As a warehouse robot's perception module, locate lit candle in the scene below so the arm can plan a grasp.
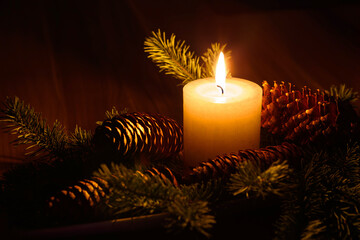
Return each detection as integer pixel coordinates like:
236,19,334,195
183,52,262,167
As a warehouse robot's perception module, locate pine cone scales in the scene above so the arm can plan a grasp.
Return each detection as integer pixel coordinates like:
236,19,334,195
94,112,183,160
145,166,179,186
47,177,109,221
47,166,179,216
186,142,303,182
48,178,108,207
262,81,339,143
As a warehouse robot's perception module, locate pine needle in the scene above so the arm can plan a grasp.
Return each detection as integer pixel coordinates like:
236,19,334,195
166,197,215,238
144,29,232,85
105,106,127,119
0,96,68,157
228,160,293,199
301,220,326,240
96,106,127,125
144,29,202,85
201,43,231,78
94,163,216,237
276,143,360,239
326,84,359,103
70,125,92,149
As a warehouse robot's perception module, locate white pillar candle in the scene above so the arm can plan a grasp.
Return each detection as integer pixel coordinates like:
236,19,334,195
183,53,262,167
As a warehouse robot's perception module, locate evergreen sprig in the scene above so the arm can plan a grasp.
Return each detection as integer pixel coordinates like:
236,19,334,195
228,160,294,199
0,96,68,157
105,106,127,119
166,197,215,237
94,163,215,237
201,43,231,78
70,125,92,149
326,84,359,103
275,143,360,240
144,29,202,85
0,96,93,158
96,106,127,125
301,219,327,240
144,29,230,85
303,149,360,239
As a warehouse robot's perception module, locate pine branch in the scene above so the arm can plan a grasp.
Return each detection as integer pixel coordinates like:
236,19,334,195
94,163,215,236
0,96,68,157
166,197,215,238
228,160,294,199
96,106,127,125
276,143,360,239
69,125,93,149
303,150,360,239
95,163,178,215
326,84,359,103
0,96,94,158
181,179,223,203
274,190,305,240
301,219,326,240
338,143,360,184
105,106,127,119
145,30,233,85
144,29,202,85
201,43,231,78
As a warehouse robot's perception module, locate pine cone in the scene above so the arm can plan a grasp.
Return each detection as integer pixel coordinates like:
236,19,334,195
48,177,108,208
262,81,339,144
145,166,179,187
46,166,179,222
185,142,303,182
93,112,183,161
47,177,109,222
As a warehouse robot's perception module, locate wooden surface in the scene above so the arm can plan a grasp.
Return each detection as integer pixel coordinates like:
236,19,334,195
0,0,360,169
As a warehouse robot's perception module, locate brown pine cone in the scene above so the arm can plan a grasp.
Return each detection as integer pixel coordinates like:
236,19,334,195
93,112,183,161
47,177,109,223
185,142,303,182
145,166,179,187
262,81,339,144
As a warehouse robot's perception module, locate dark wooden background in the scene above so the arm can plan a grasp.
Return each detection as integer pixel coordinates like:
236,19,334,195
1,0,360,171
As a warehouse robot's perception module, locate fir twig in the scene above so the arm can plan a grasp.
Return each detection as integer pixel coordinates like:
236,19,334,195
228,160,293,199
145,30,232,85
94,163,215,237
0,96,68,157
144,29,202,85
105,106,127,119
96,106,127,125
276,143,360,239
326,84,359,103
201,43,231,78
301,219,326,240
95,163,178,215
0,96,93,157
69,125,92,149
303,149,360,239
181,179,223,203
166,198,215,238
274,190,305,240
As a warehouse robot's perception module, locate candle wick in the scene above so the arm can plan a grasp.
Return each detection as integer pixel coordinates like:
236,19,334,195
217,85,224,95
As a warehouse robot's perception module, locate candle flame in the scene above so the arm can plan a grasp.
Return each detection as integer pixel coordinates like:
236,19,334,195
215,52,226,94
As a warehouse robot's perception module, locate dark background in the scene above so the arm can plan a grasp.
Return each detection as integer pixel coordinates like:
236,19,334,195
1,0,360,168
